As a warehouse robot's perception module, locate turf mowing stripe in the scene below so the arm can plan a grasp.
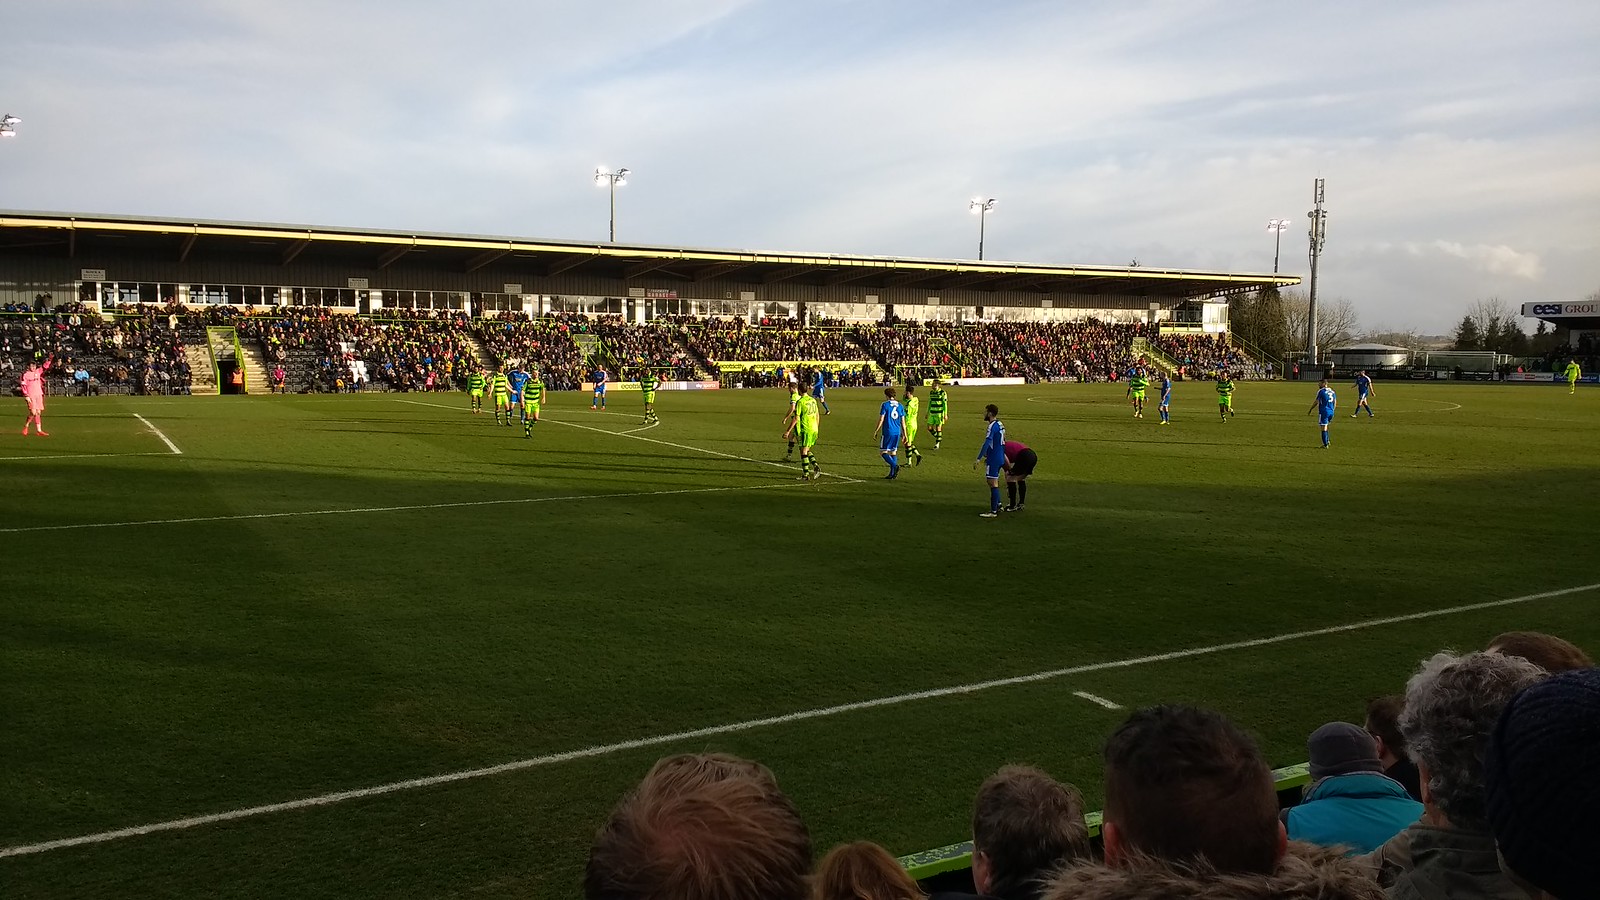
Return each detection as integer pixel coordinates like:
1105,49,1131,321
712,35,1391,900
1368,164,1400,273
132,413,183,455
4,579,1595,860
0,481,821,534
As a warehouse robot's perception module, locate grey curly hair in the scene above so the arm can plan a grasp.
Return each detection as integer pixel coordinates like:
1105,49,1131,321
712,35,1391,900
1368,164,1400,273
1399,651,1546,828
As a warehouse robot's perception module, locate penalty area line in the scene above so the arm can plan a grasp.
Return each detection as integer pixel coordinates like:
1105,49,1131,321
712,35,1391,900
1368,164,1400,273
4,579,1596,859
133,414,183,455
1072,691,1124,710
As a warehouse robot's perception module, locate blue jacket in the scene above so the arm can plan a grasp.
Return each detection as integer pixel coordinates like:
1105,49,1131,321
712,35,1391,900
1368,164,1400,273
1285,772,1422,855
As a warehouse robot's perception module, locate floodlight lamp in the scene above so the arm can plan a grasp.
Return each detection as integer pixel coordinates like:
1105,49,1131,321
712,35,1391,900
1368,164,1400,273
1267,218,1290,232
1,115,19,126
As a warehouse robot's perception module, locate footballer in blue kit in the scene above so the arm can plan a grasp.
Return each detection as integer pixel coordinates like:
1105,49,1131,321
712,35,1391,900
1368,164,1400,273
1159,374,1173,424
874,387,904,479
974,403,1006,517
1308,379,1337,448
591,368,608,410
812,371,831,415
509,367,530,406
1353,371,1375,417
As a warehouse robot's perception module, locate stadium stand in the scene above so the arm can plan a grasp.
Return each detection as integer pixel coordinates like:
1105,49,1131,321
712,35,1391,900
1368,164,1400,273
688,318,866,365
5,304,1277,394
1,302,194,396
476,313,588,391
1148,332,1265,379
589,315,705,381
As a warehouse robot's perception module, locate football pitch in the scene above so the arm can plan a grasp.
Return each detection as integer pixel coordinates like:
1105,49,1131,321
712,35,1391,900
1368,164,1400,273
3,381,1598,899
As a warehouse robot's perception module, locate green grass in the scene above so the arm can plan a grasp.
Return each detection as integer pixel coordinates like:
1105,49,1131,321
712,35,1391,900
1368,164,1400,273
2,382,1598,899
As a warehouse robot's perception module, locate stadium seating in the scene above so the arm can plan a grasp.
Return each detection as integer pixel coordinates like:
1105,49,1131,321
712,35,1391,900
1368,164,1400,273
1,304,194,395
4,306,1280,394
1148,332,1264,379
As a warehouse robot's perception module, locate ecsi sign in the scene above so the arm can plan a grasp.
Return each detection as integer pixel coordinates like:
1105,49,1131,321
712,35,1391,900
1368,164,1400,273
1529,303,1597,316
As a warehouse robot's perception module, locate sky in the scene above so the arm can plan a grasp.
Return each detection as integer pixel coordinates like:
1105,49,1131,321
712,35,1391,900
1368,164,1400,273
1,0,1596,331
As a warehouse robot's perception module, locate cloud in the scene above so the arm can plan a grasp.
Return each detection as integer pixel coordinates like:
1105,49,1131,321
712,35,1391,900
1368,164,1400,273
1422,241,1543,280
0,0,1597,331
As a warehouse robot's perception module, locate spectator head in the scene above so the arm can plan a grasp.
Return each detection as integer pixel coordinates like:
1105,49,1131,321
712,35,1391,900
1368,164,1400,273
584,752,811,900
1399,651,1546,829
1486,631,1593,673
1307,721,1384,782
1485,669,1600,899
1363,695,1408,767
968,765,1090,899
1101,705,1283,875
984,404,999,421
811,841,921,900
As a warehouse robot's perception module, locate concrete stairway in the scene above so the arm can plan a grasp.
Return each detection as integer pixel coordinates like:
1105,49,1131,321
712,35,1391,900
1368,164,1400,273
184,344,218,394
239,343,269,394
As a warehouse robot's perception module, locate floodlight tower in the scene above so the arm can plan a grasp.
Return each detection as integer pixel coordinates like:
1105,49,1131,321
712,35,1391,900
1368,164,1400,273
594,166,630,242
969,197,996,260
0,114,21,139
1305,179,1328,364
1267,218,1291,273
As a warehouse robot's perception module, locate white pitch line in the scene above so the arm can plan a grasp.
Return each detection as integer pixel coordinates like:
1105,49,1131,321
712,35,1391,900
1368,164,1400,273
396,398,863,484
133,413,183,455
0,451,174,463
0,481,813,535
4,579,1596,860
1072,691,1124,710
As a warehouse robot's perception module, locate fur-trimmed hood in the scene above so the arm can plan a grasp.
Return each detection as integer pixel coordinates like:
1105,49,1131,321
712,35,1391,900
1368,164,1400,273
1040,842,1383,900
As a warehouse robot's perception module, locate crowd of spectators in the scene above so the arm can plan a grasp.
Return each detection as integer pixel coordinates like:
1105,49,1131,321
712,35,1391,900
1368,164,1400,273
1149,332,1265,379
689,319,866,364
236,307,477,392
846,319,1148,383
995,320,1145,382
7,301,1292,395
477,313,588,390
591,315,702,381
582,629,1595,900
1,301,194,395
852,323,961,372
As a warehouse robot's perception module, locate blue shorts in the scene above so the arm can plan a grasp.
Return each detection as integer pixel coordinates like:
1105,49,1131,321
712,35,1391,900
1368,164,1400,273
880,432,902,453
1319,412,1335,426
1358,391,1369,400
985,459,1004,479
594,386,606,395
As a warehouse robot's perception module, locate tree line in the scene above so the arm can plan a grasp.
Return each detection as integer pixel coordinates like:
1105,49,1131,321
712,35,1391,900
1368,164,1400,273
1228,287,1358,362
1229,289,1582,363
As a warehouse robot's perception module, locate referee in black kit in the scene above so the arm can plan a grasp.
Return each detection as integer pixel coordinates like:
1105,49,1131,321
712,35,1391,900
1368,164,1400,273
1002,438,1036,511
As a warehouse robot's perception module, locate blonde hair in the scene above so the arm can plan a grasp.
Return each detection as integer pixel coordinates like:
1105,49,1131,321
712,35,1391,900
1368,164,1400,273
812,842,923,900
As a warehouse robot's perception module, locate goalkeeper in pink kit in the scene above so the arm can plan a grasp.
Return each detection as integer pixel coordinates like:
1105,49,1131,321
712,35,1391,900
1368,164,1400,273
21,357,50,436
